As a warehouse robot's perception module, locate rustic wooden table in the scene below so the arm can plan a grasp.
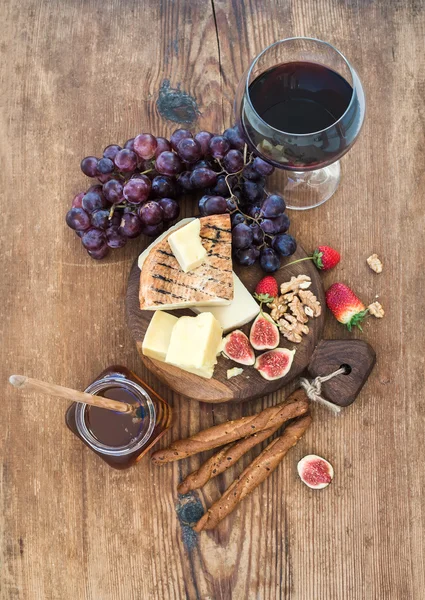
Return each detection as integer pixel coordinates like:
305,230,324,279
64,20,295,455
1,1,424,599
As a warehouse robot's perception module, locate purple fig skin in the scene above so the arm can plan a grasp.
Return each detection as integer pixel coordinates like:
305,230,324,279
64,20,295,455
222,330,255,366
254,348,295,380
249,313,280,350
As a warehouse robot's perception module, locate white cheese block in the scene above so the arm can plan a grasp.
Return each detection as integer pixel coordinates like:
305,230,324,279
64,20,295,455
138,218,193,271
165,312,223,379
142,311,178,361
192,272,260,333
167,219,207,273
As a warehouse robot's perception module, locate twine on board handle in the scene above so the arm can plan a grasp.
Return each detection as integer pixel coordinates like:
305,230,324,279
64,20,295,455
299,366,348,414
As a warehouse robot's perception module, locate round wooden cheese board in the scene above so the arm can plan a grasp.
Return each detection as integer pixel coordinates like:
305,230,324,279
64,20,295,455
126,242,326,403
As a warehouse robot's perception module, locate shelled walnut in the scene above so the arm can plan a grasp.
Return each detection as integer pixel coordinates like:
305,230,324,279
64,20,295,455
266,274,321,343
368,301,385,318
367,254,383,273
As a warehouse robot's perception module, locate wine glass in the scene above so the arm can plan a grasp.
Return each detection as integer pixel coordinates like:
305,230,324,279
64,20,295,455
235,37,365,210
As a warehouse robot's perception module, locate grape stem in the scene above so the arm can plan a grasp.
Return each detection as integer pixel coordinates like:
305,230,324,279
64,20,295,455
108,205,116,220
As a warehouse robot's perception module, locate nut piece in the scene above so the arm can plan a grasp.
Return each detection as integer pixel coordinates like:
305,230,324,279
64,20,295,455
368,301,385,318
367,254,383,273
280,275,311,295
288,296,309,324
267,297,287,321
298,290,322,318
278,313,309,343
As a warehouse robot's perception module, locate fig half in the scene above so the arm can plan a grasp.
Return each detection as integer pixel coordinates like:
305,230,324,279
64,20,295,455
254,348,295,380
222,330,255,365
297,455,334,489
249,313,280,351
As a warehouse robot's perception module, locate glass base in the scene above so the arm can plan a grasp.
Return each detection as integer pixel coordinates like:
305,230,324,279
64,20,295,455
267,161,341,210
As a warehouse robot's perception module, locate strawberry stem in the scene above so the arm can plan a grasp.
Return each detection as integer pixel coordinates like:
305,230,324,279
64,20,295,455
279,256,314,269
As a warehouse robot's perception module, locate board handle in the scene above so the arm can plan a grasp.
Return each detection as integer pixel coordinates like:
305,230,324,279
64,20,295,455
307,340,376,407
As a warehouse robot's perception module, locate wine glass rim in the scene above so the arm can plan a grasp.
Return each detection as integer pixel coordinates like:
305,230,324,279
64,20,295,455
245,36,358,137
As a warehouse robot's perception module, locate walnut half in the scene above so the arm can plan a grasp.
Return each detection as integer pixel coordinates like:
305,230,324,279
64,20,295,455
368,301,385,318
298,290,322,318
367,254,383,273
278,313,309,343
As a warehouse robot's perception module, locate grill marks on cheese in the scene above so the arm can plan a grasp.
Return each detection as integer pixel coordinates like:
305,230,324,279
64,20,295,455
139,214,233,310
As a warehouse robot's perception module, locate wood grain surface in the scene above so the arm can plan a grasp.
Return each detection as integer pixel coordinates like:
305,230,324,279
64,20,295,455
126,243,325,403
1,1,424,599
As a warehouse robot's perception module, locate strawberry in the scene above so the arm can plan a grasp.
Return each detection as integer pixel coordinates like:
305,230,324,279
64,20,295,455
312,246,340,270
254,276,278,303
326,283,369,331
281,245,340,271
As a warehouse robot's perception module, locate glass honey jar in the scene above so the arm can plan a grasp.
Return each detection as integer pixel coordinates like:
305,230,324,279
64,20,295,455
65,366,172,469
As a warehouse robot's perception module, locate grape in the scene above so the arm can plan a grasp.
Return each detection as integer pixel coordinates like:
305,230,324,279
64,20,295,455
190,167,217,189
114,149,138,172
177,138,202,164
72,192,85,208
253,156,275,177
155,137,171,157
261,194,286,218
250,223,264,245
103,179,124,204
155,151,183,176
200,196,227,216
75,230,84,238
242,164,262,181
209,135,230,159
226,197,237,212
82,228,106,250
118,212,143,238
260,247,280,272
194,131,213,155
134,133,158,159
109,209,123,227
87,184,104,194
271,233,297,257
88,244,109,260
90,209,110,230
123,175,151,204
210,175,229,197
103,145,121,161
158,198,179,221
235,246,260,266
124,138,135,150
231,212,246,227
97,173,114,184
260,214,290,235
138,201,164,226
223,125,245,151
105,226,127,249
81,156,98,177
242,180,265,203
232,223,253,249
66,208,90,231
247,204,261,219
152,175,176,198
223,149,244,173
82,191,106,213
141,222,165,237
177,171,193,192
97,157,115,174
170,129,193,151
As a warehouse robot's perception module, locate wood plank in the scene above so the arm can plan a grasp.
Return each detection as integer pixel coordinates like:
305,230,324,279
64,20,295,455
0,0,424,599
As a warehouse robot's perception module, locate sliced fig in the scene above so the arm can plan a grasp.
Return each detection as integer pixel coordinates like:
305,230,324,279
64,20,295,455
249,313,280,350
222,330,255,366
254,348,295,380
297,455,334,489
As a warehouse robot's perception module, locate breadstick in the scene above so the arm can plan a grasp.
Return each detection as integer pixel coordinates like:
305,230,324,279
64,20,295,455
193,414,312,531
178,421,283,494
151,390,308,465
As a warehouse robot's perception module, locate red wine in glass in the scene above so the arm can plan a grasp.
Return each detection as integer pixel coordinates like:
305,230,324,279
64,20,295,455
234,38,365,208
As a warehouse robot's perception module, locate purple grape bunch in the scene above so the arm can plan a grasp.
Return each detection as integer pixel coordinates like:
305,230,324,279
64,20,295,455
65,125,296,269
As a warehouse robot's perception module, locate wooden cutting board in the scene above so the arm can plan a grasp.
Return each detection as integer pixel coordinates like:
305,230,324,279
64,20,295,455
126,243,325,402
